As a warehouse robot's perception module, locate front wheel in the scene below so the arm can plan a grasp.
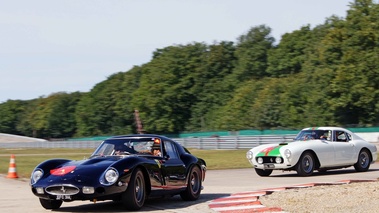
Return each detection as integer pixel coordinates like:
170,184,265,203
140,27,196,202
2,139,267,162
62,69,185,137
39,198,62,209
180,166,202,201
354,149,371,172
296,152,315,176
255,168,273,177
122,168,146,210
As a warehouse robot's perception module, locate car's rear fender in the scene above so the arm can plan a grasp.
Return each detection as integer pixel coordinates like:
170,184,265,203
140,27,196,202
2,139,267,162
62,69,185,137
181,155,206,182
197,159,207,182
359,147,374,164
184,164,203,185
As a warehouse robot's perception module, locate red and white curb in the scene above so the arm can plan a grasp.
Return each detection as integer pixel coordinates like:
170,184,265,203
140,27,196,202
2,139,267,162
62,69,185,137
208,179,377,213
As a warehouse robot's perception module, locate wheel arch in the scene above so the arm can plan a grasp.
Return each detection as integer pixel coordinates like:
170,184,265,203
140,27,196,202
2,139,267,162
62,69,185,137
186,164,202,183
359,147,373,163
300,149,321,170
134,165,151,196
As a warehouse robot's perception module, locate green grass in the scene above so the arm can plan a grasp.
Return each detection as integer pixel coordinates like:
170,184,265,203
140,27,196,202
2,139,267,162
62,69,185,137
0,148,251,179
189,149,251,169
0,148,95,179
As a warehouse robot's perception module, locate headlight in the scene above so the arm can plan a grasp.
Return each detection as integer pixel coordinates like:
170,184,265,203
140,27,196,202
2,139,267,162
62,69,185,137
275,157,282,164
284,149,291,159
31,169,43,185
246,151,253,160
257,157,263,164
103,168,119,185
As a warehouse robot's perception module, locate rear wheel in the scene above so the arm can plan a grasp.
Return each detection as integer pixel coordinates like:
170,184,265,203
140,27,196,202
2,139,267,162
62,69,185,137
296,152,315,176
39,198,62,209
255,168,273,177
354,149,371,172
180,166,202,201
122,168,146,210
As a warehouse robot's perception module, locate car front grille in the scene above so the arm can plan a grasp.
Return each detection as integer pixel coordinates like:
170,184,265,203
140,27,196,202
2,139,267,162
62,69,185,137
257,156,283,164
45,184,80,195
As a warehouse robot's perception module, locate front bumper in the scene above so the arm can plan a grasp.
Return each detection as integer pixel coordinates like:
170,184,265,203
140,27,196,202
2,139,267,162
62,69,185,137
253,163,293,170
248,156,294,170
31,183,128,201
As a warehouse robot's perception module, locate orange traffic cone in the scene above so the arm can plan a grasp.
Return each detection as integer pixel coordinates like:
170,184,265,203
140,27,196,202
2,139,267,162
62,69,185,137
6,154,19,179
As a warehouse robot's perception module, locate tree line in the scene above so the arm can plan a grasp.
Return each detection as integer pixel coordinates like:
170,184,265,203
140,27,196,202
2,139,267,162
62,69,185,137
1,0,378,139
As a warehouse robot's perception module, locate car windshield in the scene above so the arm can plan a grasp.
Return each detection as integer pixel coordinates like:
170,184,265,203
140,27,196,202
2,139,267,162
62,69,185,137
294,130,331,141
91,137,160,156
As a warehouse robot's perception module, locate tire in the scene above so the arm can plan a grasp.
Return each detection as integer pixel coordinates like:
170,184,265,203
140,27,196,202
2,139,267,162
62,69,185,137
296,152,315,176
180,166,202,201
39,198,62,209
122,168,146,210
255,168,273,177
354,149,371,172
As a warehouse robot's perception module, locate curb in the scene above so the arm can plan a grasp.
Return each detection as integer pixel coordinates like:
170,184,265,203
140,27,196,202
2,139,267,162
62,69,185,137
208,179,378,213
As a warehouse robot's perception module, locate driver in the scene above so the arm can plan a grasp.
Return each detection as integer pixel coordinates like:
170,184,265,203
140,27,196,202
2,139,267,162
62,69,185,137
114,144,126,155
151,143,162,157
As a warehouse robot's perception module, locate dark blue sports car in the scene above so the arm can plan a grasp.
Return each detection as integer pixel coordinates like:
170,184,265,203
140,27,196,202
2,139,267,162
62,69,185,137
30,134,207,210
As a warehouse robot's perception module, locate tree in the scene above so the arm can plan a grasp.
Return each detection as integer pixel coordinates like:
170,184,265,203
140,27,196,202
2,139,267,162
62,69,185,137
0,100,27,135
329,0,379,125
231,25,274,80
75,72,135,136
267,25,313,77
186,41,237,131
46,92,82,138
131,43,207,133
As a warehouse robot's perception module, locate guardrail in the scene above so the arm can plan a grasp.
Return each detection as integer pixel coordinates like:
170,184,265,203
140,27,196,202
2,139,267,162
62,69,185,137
0,140,102,149
175,135,296,149
0,135,296,150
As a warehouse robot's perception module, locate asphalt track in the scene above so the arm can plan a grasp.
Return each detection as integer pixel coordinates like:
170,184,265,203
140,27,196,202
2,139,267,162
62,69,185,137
1,163,379,213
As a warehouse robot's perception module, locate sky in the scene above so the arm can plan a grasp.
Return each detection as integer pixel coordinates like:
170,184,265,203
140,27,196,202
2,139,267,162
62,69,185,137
0,0,353,103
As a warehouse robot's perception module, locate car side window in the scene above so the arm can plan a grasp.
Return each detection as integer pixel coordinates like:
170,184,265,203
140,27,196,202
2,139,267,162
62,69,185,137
346,133,352,141
163,141,179,159
335,131,348,142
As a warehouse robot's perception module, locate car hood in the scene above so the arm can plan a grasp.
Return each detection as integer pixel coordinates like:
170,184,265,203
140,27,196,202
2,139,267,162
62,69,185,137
255,144,285,157
254,140,323,157
41,156,123,184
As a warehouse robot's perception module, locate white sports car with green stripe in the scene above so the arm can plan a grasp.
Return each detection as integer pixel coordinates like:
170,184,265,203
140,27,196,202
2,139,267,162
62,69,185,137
246,127,377,176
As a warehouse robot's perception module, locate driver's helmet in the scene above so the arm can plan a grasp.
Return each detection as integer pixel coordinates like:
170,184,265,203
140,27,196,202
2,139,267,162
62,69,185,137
151,142,160,151
114,144,125,152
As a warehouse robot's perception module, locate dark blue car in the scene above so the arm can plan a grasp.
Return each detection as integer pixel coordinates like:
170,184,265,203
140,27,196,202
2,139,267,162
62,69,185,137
30,134,206,210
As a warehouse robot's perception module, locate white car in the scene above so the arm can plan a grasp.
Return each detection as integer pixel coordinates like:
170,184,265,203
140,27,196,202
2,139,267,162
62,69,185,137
246,127,377,176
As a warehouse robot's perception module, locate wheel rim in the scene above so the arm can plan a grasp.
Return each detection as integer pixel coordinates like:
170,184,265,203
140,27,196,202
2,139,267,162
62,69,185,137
135,175,144,202
359,151,369,168
302,155,313,173
190,171,200,193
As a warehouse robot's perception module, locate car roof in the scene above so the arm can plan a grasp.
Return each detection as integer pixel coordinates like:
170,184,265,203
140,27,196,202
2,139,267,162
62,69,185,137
107,134,172,141
302,127,350,132
301,127,365,140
